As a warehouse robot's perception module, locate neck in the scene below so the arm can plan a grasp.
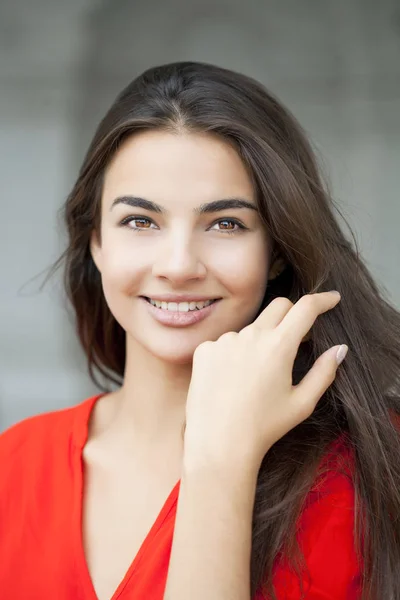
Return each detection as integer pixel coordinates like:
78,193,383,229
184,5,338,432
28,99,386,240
91,337,191,458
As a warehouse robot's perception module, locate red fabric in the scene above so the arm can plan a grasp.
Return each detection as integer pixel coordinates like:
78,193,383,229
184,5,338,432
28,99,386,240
0,394,362,599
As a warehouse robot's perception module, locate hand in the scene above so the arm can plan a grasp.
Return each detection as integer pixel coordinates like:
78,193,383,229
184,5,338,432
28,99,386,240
183,291,347,470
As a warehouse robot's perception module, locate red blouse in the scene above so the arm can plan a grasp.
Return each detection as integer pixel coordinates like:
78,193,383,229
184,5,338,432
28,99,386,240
0,394,362,599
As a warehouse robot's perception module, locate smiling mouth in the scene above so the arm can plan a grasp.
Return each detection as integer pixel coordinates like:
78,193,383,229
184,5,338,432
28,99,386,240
142,297,220,312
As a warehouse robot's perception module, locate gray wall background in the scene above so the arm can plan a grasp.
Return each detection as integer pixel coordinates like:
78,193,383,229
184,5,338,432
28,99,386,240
1,0,399,430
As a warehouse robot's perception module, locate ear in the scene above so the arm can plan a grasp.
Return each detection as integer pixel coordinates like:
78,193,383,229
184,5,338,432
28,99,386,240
90,230,102,273
268,254,286,281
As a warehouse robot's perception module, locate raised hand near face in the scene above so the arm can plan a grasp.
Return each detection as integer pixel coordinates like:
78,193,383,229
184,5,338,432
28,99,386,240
183,291,347,470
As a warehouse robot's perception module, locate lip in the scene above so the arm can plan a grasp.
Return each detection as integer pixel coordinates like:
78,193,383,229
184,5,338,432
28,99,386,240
140,296,221,327
141,294,221,303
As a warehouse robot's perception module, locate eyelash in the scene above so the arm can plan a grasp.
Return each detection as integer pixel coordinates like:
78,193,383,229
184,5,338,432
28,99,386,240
119,216,248,235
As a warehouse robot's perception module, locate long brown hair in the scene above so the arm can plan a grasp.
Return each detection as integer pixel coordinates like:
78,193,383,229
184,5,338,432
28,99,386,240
52,62,400,599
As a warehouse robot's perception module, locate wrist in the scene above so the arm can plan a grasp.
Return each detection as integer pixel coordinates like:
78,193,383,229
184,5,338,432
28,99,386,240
182,440,263,484
181,457,260,511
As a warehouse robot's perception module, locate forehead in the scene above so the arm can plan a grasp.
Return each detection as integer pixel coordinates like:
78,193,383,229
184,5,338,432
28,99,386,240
102,130,255,206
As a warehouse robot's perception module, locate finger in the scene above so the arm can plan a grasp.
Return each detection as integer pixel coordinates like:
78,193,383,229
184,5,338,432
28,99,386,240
278,292,341,350
291,344,348,413
251,297,294,330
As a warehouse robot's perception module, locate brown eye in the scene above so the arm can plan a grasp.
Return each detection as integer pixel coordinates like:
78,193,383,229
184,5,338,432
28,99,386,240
210,219,247,234
120,216,155,230
220,220,236,231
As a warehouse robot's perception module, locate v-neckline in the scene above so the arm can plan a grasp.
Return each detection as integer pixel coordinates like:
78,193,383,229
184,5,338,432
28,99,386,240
71,394,181,600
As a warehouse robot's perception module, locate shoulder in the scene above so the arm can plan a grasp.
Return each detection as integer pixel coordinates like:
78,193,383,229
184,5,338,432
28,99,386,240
298,434,359,544
0,394,100,462
296,434,358,548
262,436,362,599
0,407,72,453
308,433,356,500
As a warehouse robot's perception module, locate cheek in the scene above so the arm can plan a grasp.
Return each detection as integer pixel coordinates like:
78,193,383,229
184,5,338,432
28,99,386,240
99,238,145,296
210,239,269,298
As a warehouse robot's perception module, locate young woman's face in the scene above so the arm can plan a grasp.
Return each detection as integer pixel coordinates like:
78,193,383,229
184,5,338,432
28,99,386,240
91,130,272,364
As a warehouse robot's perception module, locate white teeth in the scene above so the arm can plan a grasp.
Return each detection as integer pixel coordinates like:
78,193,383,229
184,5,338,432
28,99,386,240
148,299,215,312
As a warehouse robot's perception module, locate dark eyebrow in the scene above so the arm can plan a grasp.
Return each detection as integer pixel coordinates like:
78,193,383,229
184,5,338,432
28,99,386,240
110,195,258,215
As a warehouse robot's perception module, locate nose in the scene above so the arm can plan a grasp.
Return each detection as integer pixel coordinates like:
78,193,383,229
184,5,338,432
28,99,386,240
151,232,207,285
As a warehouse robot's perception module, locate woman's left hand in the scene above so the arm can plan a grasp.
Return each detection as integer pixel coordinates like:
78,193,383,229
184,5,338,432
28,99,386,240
182,292,346,472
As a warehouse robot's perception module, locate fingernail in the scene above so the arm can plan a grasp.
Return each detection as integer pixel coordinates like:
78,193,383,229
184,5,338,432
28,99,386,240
329,290,341,298
336,344,348,365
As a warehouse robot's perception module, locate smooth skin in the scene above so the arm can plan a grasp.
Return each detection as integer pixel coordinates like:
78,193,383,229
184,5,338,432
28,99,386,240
164,291,346,600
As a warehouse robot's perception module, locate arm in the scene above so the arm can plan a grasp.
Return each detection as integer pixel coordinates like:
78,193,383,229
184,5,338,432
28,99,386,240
164,292,347,599
163,457,260,600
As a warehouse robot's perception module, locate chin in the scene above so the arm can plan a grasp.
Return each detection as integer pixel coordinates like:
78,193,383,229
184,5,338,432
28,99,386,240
124,308,251,365
145,341,199,365
131,326,223,365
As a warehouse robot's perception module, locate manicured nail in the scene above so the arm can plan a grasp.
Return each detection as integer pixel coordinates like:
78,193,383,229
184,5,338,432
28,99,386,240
336,344,348,365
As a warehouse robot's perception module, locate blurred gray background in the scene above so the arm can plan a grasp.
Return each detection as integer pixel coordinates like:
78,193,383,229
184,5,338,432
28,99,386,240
1,0,399,430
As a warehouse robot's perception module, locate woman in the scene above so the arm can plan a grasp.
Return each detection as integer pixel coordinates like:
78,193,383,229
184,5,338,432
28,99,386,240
0,61,399,600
